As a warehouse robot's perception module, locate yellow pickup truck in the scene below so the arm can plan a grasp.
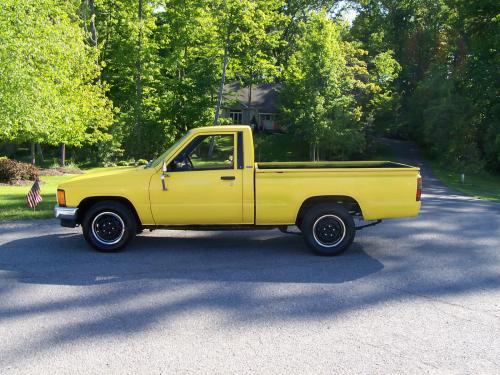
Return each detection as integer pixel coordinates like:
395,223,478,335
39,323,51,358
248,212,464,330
55,125,422,255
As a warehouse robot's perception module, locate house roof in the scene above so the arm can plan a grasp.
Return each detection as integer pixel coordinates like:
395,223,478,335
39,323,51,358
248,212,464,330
223,82,279,113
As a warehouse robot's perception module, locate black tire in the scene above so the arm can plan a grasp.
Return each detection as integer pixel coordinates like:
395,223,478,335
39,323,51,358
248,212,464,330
82,201,137,252
301,203,355,256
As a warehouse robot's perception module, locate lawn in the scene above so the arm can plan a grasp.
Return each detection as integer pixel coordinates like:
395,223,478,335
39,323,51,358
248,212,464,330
0,175,76,221
0,167,122,222
428,161,500,202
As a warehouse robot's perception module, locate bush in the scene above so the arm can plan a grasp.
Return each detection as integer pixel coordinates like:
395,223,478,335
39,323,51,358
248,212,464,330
136,159,148,166
116,160,129,167
0,158,39,183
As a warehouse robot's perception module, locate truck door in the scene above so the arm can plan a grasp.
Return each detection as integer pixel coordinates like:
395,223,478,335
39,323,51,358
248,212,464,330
149,132,244,225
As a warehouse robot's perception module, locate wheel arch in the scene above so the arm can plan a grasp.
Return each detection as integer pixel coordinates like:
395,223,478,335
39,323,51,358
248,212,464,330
296,195,362,228
77,196,142,227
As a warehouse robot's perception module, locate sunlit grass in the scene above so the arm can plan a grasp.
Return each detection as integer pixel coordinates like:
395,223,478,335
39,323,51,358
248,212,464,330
428,161,500,202
0,175,74,221
0,166,135,221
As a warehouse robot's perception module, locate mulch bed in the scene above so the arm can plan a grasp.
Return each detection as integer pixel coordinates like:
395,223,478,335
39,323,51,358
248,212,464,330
0,167,83,185
0,180,36,186
38,166,83,176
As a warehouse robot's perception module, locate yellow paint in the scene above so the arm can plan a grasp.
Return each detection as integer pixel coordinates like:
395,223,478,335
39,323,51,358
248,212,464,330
255,167,421,224
58,125,421,226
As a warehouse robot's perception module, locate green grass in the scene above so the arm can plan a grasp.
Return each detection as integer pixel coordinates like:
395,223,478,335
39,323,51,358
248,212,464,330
0,166,133,221
0,175,76,221
428,161,500,202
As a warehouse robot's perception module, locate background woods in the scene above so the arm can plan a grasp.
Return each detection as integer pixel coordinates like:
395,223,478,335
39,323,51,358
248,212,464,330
0,0,498,172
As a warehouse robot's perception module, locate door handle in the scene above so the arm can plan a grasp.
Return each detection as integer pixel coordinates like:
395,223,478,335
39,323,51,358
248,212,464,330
220,176,235,180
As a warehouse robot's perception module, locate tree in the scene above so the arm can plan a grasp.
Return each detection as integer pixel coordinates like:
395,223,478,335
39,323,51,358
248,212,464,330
279,11,396,160
209,0,285,125
349,0,499,171
0,0,114,157
92,0,161,159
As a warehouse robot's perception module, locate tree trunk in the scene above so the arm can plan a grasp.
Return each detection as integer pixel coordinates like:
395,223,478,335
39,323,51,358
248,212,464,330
88,0,97,48
309,142,320,161
248,81,252,107
135,0,143,149
213,37,230,126
59,143,66,167
209,36,230,156
30,142,36,165
36,143,44,163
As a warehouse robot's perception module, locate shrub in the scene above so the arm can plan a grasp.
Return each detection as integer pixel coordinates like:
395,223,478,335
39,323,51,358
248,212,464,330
136,159,148,166
116,160,129,167
0,159,39,183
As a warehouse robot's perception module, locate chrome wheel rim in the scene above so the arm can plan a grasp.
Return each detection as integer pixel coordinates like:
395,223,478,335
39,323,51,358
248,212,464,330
312,214,346,247
91,212,125,245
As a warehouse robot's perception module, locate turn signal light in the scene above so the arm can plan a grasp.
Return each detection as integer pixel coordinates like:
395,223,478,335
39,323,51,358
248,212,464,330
416,177,422,201
57,189,66,206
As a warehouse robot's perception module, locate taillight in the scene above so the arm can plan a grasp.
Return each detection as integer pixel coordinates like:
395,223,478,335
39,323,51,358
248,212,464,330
416,177,422,201
57,189,66,206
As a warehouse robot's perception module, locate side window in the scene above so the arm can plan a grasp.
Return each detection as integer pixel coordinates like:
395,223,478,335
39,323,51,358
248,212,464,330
170,134,235,171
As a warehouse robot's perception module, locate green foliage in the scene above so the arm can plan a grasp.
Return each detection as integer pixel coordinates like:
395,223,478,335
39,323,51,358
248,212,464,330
0,159,39,183
279,11,397,160
409,67,483,170
372,51,401,86
351,0,500,171
0,0,114,146
91,0,286,159
93,0,165,158
0,0,497,174
254,133,309,162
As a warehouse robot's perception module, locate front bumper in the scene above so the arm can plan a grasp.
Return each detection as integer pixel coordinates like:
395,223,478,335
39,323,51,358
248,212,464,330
54,205,79,227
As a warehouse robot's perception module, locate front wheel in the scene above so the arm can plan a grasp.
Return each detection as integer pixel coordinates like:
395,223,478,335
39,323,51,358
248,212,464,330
302,204,355,256
82,201,137,252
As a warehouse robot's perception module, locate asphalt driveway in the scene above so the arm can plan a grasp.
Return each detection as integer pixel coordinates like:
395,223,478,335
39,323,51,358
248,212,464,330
0,140,499,374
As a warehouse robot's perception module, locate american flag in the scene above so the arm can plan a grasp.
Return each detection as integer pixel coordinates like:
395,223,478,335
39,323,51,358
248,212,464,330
26,179,43,210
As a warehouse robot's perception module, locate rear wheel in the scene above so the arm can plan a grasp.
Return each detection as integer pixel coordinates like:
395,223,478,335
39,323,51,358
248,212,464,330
302,204,355,256
82,201,137,252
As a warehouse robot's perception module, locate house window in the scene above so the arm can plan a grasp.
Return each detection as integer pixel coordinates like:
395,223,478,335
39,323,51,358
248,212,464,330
260,113,275,121
229,110,242,124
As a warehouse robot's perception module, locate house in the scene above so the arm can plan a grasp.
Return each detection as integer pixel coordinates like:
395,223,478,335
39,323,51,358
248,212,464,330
222,82,281,131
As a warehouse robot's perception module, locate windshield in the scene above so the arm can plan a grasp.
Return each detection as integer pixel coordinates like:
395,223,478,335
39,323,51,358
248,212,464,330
146,131,191,168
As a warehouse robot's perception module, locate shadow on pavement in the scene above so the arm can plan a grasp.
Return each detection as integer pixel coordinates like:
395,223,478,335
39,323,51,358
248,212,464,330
0,231,383,286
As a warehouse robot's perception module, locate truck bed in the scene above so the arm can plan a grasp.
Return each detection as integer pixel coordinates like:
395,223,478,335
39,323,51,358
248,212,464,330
254,161,421,224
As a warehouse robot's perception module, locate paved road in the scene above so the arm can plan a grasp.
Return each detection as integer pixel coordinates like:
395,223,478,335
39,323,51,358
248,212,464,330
1,141,499,374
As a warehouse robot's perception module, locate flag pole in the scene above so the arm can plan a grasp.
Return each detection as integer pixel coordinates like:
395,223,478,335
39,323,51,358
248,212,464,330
33,178,37,212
